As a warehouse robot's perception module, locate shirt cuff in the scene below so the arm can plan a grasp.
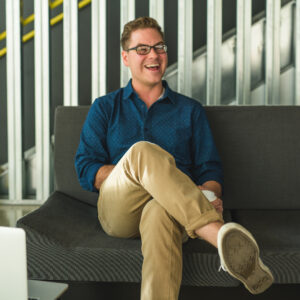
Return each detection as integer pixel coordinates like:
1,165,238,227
196,174,224,191
85,163,103,192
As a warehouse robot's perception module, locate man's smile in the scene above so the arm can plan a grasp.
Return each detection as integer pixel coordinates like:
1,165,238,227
144,63,160,71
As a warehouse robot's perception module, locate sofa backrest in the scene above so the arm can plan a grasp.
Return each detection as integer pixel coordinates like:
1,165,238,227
54,105,300,209
54,106,98,206
205,106,300,209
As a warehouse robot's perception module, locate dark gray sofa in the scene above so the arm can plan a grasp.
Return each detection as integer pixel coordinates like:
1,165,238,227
17,106,300,297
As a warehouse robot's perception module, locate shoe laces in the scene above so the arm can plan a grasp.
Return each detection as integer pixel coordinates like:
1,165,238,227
218,263,227,272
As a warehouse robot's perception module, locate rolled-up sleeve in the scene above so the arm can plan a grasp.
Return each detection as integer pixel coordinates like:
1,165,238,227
75,98,110,192
191,107,224,189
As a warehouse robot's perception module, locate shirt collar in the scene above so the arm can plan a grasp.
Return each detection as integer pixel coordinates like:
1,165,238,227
123,79,135,99
122,79,176,104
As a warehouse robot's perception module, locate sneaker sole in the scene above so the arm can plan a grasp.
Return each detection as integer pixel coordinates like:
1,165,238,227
218,223,274,294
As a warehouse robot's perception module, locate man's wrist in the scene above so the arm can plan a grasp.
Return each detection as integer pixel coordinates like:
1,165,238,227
94,165,115,190
201,181,222,198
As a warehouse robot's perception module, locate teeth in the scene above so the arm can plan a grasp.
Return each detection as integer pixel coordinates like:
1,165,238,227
146,64,159,68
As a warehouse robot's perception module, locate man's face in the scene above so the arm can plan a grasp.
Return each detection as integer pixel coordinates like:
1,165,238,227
122,28,168,88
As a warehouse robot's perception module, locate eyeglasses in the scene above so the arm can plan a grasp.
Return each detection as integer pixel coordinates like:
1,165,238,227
126,44,168,55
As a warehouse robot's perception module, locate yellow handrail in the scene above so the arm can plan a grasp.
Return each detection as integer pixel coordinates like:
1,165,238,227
0,31,6,41
50,13,64,27
22,30,35,43
49,0,64,10
22,14,35,26
0,0,91,58
78,0,91,9
0,48,6,57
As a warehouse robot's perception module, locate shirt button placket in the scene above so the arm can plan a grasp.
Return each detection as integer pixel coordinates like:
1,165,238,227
144,105,148,140
144,112,149,141
144,122,148,140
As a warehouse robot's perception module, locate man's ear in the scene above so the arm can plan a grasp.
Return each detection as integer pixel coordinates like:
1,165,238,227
121,50,129,67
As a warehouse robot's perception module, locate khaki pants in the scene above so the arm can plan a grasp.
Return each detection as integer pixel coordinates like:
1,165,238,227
98,141,223,300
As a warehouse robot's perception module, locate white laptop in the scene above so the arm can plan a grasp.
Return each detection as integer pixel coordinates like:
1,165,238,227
0,226,68,300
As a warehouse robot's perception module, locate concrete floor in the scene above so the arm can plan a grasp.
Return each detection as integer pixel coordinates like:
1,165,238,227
0,205,39,227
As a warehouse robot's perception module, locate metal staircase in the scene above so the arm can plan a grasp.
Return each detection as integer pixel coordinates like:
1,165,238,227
165,1,296,105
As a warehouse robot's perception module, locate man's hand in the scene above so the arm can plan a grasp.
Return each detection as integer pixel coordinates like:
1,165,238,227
198,185,223,214
94,165,115,190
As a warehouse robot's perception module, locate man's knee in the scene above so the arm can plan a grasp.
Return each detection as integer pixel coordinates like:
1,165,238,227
129,141,173,162
130,141,157,153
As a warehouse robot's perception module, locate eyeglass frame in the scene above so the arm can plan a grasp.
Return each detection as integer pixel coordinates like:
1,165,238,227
126,43,168,55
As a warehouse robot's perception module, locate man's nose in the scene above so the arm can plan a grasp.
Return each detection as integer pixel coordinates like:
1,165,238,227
148,47,159,57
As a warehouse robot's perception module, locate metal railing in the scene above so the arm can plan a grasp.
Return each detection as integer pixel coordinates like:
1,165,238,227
5,1,23,204
165,0,298,106
0,0,299,205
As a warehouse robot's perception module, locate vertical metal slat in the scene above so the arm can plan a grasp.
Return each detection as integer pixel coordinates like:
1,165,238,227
92,0,107,101
6,0,23,203
265,0,281,105
206,0,222,105
236,0,252,105
178,0,193,97
63,0,78,106
149,0,164,31
34,0,50,202
296,0,300,105
120,0,135,87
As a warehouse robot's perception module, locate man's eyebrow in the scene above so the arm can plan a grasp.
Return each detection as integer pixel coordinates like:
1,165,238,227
134,43,148,47
135,41,164,47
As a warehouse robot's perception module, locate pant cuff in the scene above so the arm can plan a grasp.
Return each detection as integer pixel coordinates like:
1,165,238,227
185,209,224,239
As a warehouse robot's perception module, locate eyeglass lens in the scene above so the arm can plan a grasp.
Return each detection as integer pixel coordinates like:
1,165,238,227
136,45,167,55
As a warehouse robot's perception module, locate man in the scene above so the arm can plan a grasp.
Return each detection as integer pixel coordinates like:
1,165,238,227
75,17,273,300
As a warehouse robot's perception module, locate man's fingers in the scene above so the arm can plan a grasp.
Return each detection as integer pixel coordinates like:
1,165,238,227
212,198,222,206
200,189,223,213
211,198,223,212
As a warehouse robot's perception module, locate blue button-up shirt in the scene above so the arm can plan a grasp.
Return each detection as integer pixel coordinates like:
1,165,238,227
75,80,223,192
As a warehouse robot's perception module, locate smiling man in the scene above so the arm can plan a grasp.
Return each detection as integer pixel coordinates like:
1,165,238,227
75,17,273,300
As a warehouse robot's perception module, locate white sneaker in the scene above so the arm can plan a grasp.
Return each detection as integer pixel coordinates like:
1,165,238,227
217,223,274,294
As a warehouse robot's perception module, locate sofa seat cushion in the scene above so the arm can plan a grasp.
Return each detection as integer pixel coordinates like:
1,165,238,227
232,210,300,284
17,191,237,286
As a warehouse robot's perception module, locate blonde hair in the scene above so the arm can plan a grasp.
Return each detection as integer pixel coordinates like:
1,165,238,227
121,16,164,50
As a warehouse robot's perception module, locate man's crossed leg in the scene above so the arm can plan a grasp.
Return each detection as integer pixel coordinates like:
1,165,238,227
97,141,273,299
